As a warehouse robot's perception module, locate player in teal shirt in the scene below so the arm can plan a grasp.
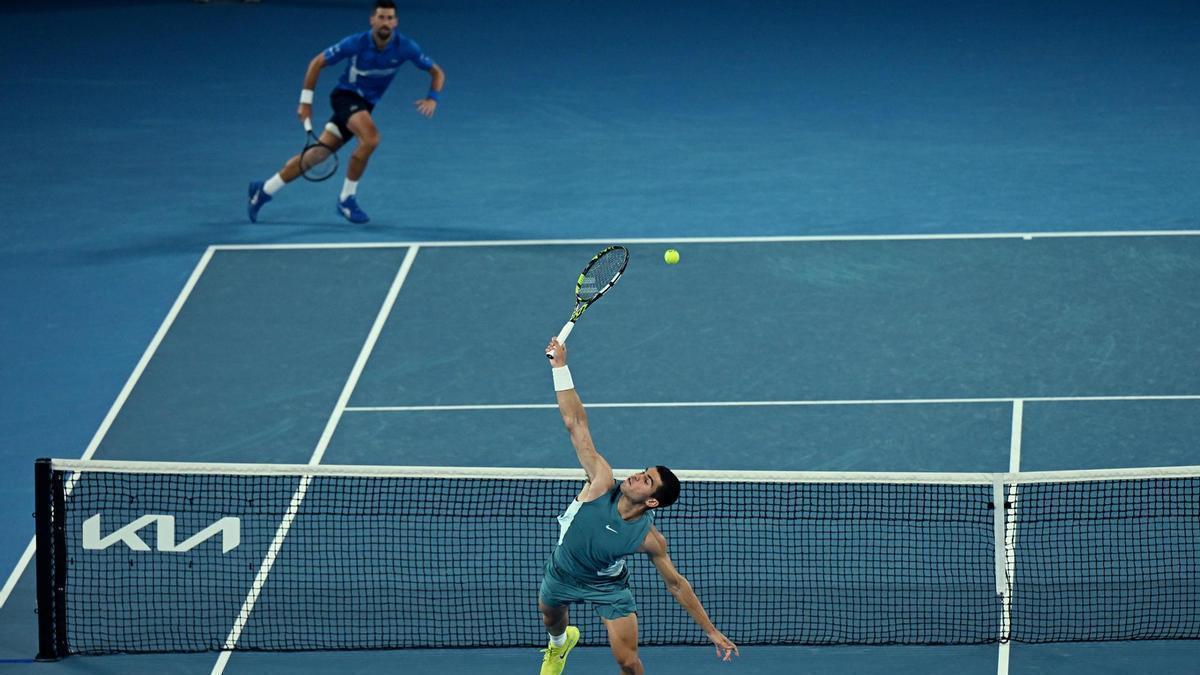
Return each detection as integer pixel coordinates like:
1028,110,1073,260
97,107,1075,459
247,0,444,224
539,337,739,675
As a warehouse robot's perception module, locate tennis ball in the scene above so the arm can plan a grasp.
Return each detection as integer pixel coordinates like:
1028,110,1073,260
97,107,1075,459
664,249,680,265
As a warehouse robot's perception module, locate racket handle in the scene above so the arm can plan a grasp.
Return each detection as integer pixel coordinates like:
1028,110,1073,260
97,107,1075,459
546,321,574,359
303,117,313,133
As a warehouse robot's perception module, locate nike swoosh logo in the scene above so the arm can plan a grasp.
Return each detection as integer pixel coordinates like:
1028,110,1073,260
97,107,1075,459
605,525,617,533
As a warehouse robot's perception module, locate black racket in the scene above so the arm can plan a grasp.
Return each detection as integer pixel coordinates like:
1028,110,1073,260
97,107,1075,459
299,117,338,182
546,245,629,359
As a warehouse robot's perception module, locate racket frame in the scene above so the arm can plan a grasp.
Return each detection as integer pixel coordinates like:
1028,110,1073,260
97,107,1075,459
299,117,339,182
548,245,629,358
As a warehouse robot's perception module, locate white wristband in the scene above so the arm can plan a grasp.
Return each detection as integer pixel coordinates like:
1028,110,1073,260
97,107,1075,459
299,89,314,105
552,366,574,392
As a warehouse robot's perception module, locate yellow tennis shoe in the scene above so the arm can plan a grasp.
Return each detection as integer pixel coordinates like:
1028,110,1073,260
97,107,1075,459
539,625,580,675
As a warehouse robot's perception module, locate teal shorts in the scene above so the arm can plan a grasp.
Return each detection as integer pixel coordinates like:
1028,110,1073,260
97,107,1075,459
538,561,638,620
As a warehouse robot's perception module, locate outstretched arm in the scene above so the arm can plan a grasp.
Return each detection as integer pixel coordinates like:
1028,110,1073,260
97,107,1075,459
641,527,739,661
296,53,327,123
546,338,613,501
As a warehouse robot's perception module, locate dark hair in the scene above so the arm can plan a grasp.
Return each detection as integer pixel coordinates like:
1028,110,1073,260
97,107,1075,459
652,465,681,508
374,0,396,10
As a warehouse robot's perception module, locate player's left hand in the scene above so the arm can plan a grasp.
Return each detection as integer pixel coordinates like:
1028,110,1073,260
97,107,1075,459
415,98,438,117
707,630,739,662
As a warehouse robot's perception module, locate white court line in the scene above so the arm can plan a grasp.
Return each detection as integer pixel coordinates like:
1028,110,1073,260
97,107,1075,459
1008,400,1024,474
209,229,1200,251
0,540,36,615
997,400,1024,675
211,245,420,675
0,248,218,612
344,393,1200,413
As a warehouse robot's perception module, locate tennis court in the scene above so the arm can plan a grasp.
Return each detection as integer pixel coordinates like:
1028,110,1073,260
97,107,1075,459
2,0,1199,673
5,235,1200,674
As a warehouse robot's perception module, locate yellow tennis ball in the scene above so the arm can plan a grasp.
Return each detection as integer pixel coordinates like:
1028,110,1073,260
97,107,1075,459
664,249,680,265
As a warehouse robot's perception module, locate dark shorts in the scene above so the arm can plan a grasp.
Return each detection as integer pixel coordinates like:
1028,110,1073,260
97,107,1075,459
327,89,375,141
538,560,638,621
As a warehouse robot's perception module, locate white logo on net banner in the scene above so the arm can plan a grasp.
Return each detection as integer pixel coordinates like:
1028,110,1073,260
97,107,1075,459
82,514,241,553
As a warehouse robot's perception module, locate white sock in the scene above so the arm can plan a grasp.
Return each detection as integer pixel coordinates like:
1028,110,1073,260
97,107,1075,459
263,173,285,196
340,179,358,202
548,631,566,647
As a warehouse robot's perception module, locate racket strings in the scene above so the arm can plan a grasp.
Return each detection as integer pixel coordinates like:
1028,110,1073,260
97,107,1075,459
300,143,337,180
578,249,628,301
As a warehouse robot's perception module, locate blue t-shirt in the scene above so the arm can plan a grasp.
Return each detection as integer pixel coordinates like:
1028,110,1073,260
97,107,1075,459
322,30,434,105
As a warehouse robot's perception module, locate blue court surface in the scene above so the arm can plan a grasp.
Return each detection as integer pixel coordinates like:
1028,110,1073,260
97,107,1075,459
2,1,1199,674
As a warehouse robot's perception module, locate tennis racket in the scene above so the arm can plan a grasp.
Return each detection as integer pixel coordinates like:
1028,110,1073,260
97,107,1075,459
299,117,338,182
546,245,629,359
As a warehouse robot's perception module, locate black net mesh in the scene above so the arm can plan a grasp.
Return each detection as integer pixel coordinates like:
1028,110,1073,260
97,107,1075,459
38,464,1200,655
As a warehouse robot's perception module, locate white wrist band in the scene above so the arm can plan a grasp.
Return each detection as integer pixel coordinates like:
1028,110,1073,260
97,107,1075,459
300,89,314,105
552,366,574,392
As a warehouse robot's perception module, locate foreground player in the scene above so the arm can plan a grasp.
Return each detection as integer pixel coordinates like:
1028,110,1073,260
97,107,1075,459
247,0,444,224
539,337,738,674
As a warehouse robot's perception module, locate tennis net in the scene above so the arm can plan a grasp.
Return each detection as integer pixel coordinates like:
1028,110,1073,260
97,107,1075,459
33,459,1200,658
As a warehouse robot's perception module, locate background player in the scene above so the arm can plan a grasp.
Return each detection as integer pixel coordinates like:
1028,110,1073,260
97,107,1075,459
247,0,444,224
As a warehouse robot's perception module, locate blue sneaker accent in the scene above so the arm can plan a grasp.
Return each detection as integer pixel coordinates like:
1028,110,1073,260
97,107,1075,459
247,181,272,223
336,196,370,224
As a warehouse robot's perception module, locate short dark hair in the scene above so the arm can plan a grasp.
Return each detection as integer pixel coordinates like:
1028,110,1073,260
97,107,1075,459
652,465,681,508
374,0,396,10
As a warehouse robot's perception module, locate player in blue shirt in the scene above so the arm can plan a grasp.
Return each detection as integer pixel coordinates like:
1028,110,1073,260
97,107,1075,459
540,337,738,675
247,0,444,224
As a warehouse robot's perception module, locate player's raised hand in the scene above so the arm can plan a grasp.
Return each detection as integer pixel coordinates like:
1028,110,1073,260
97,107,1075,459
546,338,568,367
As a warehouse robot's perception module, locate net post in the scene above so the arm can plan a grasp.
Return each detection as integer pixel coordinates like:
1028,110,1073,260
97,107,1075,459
34,458,68,661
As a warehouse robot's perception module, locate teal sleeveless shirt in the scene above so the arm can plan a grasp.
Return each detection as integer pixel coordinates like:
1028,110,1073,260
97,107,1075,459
551,481,655,583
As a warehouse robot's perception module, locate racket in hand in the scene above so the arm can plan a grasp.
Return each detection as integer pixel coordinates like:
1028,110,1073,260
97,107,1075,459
299,117,338,182
546,245,629,359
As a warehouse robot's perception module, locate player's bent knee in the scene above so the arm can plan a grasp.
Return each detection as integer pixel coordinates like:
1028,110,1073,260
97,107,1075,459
613,651,641,673
538,600,567,626
611,645,639,666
